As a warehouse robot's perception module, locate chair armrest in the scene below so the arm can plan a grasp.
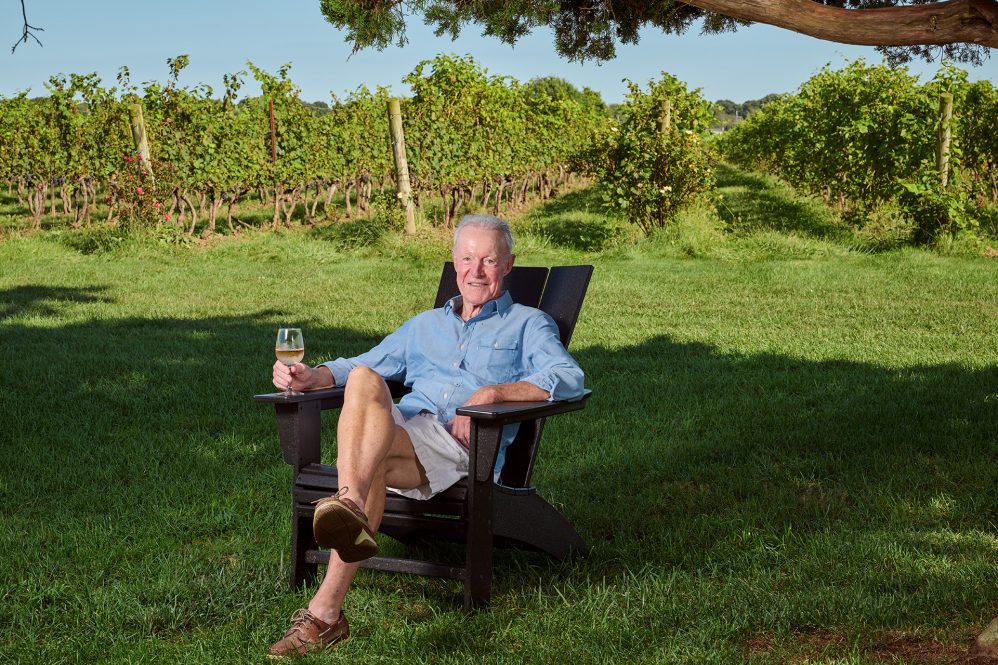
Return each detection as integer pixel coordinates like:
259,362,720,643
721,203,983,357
455,389,591,425
254,386,346,411
254,380,410,411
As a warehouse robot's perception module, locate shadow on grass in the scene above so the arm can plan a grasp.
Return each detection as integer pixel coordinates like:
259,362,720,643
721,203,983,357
1,288,995,623
0,289,385,521
0,284,113,320
715,163,849,241
560,338,997,548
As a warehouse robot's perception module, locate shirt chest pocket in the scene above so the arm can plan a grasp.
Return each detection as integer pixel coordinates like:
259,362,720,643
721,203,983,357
467,335,520,383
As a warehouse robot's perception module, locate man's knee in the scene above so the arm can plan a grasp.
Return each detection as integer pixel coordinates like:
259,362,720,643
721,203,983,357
344,366,391,405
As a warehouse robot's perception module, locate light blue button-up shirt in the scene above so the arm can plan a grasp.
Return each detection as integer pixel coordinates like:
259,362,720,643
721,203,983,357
321,290,585,477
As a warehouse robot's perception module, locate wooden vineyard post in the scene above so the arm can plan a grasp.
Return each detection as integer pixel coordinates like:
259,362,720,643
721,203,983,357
269,98,278,164
937,92,953,188
387,97,417,235
128,103,153,177
658,99,672,134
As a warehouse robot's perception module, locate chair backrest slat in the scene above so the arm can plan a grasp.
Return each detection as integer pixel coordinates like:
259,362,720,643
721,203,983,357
433,263,459,309
537,265,594,348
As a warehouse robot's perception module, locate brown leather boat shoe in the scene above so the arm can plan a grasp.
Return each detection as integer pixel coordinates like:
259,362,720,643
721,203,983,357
267,609,349,658
312,488,379,563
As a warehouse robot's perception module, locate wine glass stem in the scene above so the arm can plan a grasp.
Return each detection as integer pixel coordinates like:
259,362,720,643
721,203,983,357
284,361,296,396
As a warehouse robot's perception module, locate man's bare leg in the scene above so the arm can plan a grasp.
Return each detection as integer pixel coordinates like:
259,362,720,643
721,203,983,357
305,366,427,624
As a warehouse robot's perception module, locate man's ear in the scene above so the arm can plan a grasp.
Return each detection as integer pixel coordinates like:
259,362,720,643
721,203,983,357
503,254,515,277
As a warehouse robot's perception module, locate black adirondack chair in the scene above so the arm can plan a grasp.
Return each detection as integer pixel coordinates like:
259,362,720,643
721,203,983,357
255,263,593,609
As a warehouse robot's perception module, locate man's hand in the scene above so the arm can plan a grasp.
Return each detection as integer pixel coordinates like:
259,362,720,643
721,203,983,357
448,385,504,448
448,381,552,446
272,362,333,392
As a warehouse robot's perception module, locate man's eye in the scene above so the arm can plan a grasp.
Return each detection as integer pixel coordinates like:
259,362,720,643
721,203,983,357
484,258,496,266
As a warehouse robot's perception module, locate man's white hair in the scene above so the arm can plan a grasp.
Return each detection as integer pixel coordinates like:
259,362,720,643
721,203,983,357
453,214,514,257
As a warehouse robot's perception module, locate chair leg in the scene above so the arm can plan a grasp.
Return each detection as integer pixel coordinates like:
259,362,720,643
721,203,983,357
463,477,495,610
464,527,493,610
290,505,318,589
463,420,505,610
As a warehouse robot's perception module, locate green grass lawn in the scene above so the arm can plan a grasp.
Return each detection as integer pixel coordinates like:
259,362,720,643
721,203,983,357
1,168,996,664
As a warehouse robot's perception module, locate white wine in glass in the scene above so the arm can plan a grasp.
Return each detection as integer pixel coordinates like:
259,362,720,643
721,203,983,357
275,328,304,396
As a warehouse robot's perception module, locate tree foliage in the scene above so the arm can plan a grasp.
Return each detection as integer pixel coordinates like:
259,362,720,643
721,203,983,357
318,0,996,65
0,54,611,234
524,76,608,115
581,73,718,234
718,60,998,238
401,55,610,227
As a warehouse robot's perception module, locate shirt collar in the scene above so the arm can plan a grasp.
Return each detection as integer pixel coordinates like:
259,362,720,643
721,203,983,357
444,290,513,320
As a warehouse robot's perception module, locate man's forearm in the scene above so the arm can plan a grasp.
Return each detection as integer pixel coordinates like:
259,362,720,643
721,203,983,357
305,365,335,390
492,381,550,403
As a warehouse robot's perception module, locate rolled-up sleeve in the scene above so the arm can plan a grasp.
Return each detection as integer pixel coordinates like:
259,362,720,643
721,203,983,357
520,313,585,401
321,320,410,387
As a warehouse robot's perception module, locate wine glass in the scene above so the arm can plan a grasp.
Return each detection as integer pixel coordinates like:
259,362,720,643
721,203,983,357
275,328,304,397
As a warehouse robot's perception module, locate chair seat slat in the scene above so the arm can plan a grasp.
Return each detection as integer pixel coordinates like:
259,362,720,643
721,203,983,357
304,550,466,581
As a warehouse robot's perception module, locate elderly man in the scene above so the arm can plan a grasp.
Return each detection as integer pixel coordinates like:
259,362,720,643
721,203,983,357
267,214,584,657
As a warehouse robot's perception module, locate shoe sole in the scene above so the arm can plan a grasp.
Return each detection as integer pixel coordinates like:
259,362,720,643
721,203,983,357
266,634,349,659
312,500,379,563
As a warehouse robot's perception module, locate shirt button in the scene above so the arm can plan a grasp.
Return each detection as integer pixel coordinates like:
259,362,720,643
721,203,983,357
443,392,448,398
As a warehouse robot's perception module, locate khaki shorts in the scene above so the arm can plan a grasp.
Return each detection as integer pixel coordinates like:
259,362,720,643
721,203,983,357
387,405,469,500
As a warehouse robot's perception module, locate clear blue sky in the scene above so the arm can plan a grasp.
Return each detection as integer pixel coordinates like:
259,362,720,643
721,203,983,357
3,0,996,104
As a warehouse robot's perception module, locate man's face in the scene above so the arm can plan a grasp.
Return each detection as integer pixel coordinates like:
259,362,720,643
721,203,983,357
452,226,514,311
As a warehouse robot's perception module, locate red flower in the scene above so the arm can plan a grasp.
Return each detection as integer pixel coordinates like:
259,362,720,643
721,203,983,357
164,213,170,221
136,187,143,195
105,195,112,202
153,201,160,209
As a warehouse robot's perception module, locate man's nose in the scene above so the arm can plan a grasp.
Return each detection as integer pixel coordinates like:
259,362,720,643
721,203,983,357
471,260,485,276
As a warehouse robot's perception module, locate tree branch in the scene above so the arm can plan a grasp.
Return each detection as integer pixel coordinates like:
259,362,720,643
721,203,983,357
682,0,998,49
12,0,44,54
